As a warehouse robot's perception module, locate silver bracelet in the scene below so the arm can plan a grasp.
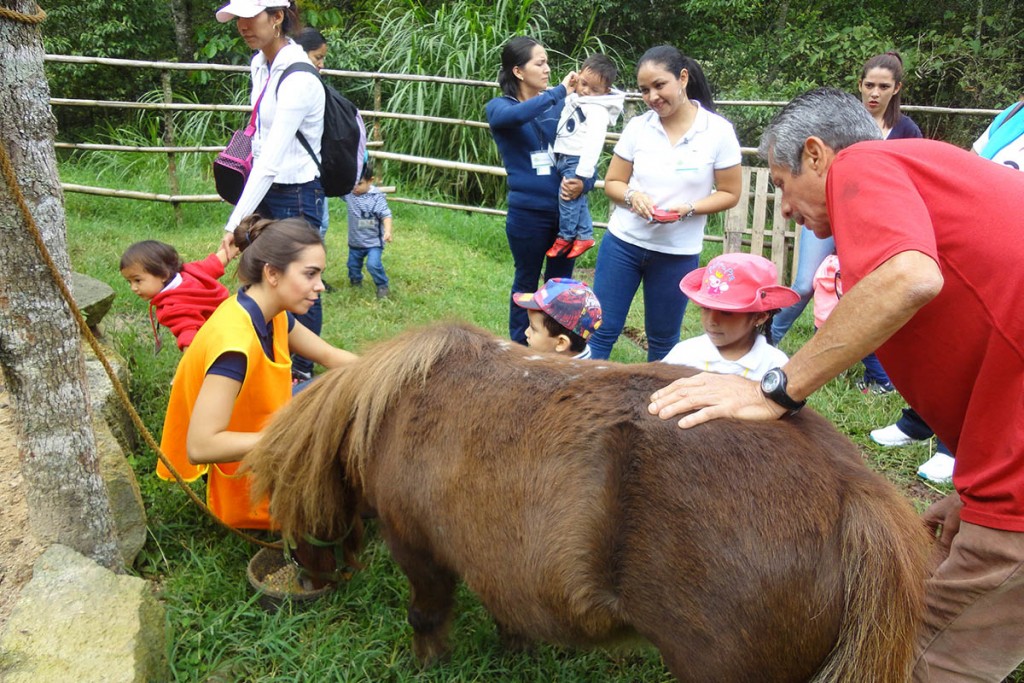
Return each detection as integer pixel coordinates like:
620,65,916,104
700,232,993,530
624,189,636,209
683,202,696,219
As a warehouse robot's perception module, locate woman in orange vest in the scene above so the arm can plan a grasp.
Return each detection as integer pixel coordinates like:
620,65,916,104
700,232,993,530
158,214,357,529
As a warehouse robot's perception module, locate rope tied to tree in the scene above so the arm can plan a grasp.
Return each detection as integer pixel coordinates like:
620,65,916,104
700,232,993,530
0,138,282,552
0,3,46,24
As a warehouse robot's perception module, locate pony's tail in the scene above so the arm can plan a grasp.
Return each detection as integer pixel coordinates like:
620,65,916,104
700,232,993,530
814,473,930,682
245,368,360,544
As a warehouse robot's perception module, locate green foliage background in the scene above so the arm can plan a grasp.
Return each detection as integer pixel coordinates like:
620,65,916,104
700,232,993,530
42,0,1023,171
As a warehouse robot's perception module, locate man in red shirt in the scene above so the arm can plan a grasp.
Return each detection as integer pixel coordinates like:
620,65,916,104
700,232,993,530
648,87,1024,681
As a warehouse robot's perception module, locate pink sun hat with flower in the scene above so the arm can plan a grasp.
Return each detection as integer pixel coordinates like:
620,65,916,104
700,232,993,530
680,253,799,313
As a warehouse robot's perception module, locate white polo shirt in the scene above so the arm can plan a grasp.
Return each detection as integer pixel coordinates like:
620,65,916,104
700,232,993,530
607,103,741,255
662,333,788,381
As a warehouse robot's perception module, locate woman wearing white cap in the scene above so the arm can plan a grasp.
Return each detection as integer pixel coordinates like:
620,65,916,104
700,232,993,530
215,0,327,382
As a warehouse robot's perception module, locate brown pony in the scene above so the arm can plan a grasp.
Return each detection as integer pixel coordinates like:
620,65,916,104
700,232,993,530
246,322,930,682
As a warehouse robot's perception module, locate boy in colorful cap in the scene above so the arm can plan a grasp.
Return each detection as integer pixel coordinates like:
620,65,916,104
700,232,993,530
663,253,798,380
513,278,602,359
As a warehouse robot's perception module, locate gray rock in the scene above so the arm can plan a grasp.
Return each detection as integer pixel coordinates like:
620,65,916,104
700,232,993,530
0,545,168,683
70,272,116,331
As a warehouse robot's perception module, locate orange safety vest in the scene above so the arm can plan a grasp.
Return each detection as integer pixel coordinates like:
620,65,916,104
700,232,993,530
157,295,291,529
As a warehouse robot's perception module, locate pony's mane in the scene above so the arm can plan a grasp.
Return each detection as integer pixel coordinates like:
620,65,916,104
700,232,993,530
339,321,498,477
247,322,500,539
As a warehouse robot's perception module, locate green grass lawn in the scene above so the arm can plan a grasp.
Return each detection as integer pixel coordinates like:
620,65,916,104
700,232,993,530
62,163,967,681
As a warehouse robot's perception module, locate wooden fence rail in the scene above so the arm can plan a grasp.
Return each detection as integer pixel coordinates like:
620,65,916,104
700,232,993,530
44,54,1001,276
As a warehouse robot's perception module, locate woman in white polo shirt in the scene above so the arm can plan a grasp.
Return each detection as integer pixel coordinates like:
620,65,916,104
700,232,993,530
593,45,741,361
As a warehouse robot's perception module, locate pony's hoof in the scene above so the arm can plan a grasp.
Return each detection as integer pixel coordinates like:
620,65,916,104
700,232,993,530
412,636,450,667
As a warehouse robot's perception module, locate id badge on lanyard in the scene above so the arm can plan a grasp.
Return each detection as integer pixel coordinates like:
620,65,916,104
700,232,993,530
531,149,554,176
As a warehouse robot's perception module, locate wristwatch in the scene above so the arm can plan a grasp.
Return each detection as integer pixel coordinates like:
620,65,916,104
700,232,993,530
760,368,806,415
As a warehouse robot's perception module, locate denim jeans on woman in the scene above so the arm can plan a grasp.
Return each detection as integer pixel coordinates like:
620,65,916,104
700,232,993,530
258,179,325,379
589,232,700,362
771,226,835,344
505,205,575,344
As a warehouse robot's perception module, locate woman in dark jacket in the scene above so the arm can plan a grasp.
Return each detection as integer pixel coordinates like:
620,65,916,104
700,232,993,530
486,36,585,344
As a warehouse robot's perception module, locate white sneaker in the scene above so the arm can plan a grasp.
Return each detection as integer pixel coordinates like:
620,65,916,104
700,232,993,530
870,423,920,447
917,452,955,484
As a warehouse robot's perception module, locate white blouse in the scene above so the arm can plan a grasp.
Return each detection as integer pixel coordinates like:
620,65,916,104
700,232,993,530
225,41,325,232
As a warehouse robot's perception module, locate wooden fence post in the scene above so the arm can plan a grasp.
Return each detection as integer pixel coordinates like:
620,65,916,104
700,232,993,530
372,77,382,143
161,70,182,227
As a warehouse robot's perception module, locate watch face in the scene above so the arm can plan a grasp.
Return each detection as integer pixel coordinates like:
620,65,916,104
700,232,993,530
762,370,781,392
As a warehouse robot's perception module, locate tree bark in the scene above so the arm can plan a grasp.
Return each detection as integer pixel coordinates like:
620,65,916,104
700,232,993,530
168,0,197,63
763,0,791,87
0,0,123,571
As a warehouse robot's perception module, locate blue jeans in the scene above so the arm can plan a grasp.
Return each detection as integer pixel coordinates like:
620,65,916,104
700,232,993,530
589,232,699,361
506,205,575,344
897,407,952,456
318,200,330,241
556,155,593,242
771,226,835,344
861,353,892,384
347,246,388,287
258,180,325,378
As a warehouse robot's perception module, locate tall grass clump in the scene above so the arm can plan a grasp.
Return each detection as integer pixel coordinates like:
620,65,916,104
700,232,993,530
364,0,622,206
73,79,250,195
365,0,544,205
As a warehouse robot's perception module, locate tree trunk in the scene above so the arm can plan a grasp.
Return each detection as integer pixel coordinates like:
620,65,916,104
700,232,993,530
763,0,791,86
168,0,197,63
0,1,123,571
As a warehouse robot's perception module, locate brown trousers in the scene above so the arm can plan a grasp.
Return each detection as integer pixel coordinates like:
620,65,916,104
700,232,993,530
913,521,1024,682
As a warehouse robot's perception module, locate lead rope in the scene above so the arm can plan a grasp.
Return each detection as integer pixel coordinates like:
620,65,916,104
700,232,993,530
0,3,46,23
0,7,280,551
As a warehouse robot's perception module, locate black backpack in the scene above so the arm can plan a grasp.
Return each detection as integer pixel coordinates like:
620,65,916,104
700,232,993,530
277,62,367,197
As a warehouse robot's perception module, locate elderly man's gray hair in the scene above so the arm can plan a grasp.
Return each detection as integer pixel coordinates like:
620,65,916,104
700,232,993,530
758,87,882,174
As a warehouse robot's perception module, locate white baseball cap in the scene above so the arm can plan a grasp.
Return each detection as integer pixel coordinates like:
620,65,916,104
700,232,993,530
216,0,290,23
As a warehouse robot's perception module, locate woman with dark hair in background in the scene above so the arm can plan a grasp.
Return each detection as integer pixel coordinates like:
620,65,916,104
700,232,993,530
216,0,327,382
593,45,741,361
486,36,587,344
859,51,922,139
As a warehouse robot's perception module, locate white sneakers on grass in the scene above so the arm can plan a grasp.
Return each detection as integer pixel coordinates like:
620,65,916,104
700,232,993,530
870,423,921,447
870,423,954,484
917,452,955,484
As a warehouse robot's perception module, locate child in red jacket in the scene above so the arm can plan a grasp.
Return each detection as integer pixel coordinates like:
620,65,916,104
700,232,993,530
120,240,237,351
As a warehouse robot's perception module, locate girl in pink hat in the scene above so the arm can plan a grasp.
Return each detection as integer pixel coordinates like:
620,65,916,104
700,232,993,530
662,253,798,380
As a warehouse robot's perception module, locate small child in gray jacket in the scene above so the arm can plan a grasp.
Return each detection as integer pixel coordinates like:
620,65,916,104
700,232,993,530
344,160,393,299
